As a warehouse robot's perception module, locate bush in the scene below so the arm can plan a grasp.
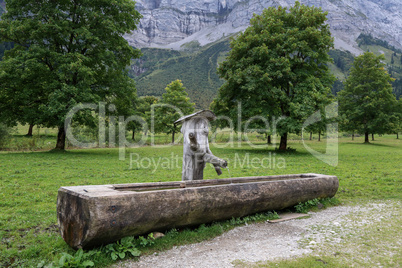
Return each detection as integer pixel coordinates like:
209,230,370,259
0,124,11,148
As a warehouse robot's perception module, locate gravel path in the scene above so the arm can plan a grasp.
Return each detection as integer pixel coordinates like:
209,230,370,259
116,201,399,268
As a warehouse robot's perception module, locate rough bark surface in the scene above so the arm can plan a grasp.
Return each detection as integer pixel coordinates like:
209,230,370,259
27,124,34,136
365,132,369,143
57,173,339,249
56,126,66,150
279,133,287,150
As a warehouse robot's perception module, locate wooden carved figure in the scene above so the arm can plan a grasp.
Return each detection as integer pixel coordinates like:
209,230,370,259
174,110,227,181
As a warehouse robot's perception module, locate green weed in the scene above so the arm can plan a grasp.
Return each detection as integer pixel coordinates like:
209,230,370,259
38,249,97,268
137,233,155,248
104,237,141,261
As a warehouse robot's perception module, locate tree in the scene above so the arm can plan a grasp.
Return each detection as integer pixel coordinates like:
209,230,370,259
0,41,13,59
130,96,159,140
338,52,398,143
213,1,334,150
154,80,194,143
392,99,402,139
0,43,51,136
0,0,142,150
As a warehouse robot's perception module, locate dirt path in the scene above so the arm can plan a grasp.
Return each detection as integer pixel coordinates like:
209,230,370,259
116,201,400,268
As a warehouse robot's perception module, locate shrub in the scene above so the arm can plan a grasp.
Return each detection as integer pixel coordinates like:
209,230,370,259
0,123,11,148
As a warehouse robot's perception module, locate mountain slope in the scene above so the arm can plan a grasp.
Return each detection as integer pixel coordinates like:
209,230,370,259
132,36,402,106
127,0,402,54
132,40,230,109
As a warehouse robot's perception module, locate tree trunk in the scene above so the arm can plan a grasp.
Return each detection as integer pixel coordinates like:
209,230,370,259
397,132,399,139
371,133,374,141
364,132,369,143
279,133,287,150
352,133,354,141
172,130,175,144
26,124,34,136
309,132,312,140
132,130,135,141
267,135,272,144
318,131,321,142
56,126,66,150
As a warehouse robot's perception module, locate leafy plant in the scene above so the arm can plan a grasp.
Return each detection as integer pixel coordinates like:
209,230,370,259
38,249,96,268
104,237,141,261
229,211,280,226
293,197,340,213
138,233,155,248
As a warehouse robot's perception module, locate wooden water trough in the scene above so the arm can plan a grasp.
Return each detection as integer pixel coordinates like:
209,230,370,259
57,173,338,249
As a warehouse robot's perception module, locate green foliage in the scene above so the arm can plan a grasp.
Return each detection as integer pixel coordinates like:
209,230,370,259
294,197,340,213
0,0,142,149
338,52,399,140
213,1,335,150
134,95,159,137
133,41,402,108
180,40,202,52
229,211,280,226
392,78,402,100
134,41,230,109
153,80,194,140
294,198,320,213
331,79,344,96
0,41,13,59
104,237,141,261
357,33,402,54
40,249,96,268
354,34,402,100
137,233,156,248
328,49,354,73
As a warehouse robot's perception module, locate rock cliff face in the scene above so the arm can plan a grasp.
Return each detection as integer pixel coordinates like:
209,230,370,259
126,0,402,54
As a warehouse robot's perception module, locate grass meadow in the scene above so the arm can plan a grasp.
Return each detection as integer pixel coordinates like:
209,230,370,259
0,130,401,267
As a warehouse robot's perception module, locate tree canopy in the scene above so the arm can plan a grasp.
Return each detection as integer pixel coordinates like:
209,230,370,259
0,0,142,149
153,80,194,143
338,52,399,143
212,1,335,150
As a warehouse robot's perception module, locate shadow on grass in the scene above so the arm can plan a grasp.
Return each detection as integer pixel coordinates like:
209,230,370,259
0,148,121,157
342,142,396,148
12,134,57,138
218,146,311,156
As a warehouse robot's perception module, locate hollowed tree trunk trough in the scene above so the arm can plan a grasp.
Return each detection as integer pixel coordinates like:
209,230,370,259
57,173,338,249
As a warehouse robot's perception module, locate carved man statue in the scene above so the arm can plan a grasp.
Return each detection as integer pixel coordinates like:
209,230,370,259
174,110,227,181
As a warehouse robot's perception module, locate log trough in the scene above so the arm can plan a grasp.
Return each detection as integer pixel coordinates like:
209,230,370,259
57,173,338,249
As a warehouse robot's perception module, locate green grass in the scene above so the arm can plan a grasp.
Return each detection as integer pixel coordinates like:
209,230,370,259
0,135,401,267
360,44,402,75
327,62,346,81
134,40,230,109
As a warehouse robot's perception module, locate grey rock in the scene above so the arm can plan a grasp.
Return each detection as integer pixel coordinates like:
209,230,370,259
151,232,165,239
126,0,402,54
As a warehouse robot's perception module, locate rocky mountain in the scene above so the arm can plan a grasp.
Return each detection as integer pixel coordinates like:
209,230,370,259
126,0,402,54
